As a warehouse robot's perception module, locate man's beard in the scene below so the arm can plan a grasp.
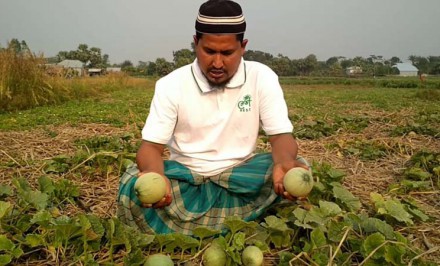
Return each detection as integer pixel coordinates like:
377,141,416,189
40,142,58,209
205,68,231,89
207,79,230,89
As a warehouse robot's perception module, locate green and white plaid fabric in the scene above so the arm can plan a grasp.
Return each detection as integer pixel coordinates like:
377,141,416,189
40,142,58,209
117,153,308,235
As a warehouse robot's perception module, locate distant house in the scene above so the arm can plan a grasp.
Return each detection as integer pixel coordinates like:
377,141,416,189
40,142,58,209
106,67,122,73
346,66,363,76
393,63,418,77
57,59,85,77
88,68,103,76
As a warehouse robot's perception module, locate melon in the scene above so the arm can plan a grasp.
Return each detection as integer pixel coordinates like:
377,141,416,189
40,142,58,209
203,244,227,266
144,253,173,266
242,245,263,266
283,167,314,197
134,172,167,204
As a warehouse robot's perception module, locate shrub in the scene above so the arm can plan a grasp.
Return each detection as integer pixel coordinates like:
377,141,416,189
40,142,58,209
0,48,70,111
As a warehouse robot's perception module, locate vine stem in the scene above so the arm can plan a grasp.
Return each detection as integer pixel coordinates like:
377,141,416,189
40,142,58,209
408,246,440,266
328,226,351,264
179,242,211,264
359,240,410,266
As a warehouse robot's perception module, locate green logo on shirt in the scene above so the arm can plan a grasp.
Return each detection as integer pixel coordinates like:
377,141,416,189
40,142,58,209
238,94,252,112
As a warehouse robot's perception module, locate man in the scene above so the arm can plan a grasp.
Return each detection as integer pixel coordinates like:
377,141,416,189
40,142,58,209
118,0,309,235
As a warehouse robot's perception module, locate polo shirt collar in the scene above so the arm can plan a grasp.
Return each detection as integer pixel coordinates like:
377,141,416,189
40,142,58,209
191,58,246,93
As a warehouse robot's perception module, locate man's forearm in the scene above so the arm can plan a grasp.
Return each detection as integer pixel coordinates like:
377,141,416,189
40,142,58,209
269,133,298,164
136,141,166,175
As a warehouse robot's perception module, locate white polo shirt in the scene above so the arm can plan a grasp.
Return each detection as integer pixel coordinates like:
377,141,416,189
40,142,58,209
142,59,293,176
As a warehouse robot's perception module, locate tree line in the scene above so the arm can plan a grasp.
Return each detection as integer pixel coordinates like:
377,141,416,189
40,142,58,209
119,49,440,78
2,39,440,77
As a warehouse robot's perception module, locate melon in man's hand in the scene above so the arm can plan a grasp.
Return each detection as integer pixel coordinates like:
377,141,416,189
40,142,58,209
134,172,167,204
283,167,314,197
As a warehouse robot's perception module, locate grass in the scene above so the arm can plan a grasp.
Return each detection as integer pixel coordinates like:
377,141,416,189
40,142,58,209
2,81,438,132
0,48,154,113
0,77,155,130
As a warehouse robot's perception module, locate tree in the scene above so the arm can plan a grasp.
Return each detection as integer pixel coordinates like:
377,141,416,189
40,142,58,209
389,56,401,65
296,54,318,76
56,44,109,67
326,56,339,66
426,56,440,74
7,38,31,55
267,55,291,76
155,58,174,76
244,50,274,64
340,59,353,70
120,60,133,69
173,49,195,68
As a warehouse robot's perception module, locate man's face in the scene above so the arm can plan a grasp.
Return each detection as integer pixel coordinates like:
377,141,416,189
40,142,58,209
194,34,248,87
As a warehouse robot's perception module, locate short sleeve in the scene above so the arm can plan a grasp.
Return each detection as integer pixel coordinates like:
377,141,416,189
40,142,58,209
141,78,179,144
258,69,293,135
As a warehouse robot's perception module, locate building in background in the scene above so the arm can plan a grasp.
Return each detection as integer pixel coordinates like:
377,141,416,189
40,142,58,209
57,59,85,77
393,63,418,77
346,66,363,76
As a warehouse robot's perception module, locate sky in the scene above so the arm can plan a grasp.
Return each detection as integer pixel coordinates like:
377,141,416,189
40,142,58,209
1,0,439,65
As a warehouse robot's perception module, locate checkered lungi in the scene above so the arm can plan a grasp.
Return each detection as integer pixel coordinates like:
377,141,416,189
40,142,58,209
117,153,307,235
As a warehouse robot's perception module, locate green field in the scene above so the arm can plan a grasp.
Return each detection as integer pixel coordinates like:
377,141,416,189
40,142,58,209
0,76,439,265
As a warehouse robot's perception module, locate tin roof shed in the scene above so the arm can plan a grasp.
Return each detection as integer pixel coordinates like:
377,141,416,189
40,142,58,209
393,63,418,76
58,60,84,68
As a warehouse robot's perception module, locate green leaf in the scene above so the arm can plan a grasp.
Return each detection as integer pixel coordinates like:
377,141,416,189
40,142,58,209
10,246,23,259
31,210,53,227
263,215,290,231
400,180,431,190
137,233,155,248
318,200,342,217
383,199,413,225
0,235,15,251
193,226,221,241
262,216,293,248
278,251,295,266
21,190,49,210
15,214,32,233
123,248,144,266
327,168,346,182
0,254,12,265
223,216,257,234
311,252,329,266
52,216,82,248
25,234,45,248
361,232,386,260
172,233,199,252
405,167,432,180
0,185,13,198
78,214,105,243
293,207,325,230
332,182,361,211
232,232,246,251
384,244,405,265
371,193,414,225
360,217,395,240
12,177,31,192
370,192,385,206
38,175,55,194
226,245,242,265
87,215,105,239
310,227,327,248
155,234,175,252
406,206,429,222
327,220,350,243
0,201,11,219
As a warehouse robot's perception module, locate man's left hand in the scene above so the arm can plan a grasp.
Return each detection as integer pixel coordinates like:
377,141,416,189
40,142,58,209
272,160,309,201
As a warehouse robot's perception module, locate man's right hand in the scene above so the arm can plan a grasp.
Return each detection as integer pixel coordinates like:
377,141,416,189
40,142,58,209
137,172,173,209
